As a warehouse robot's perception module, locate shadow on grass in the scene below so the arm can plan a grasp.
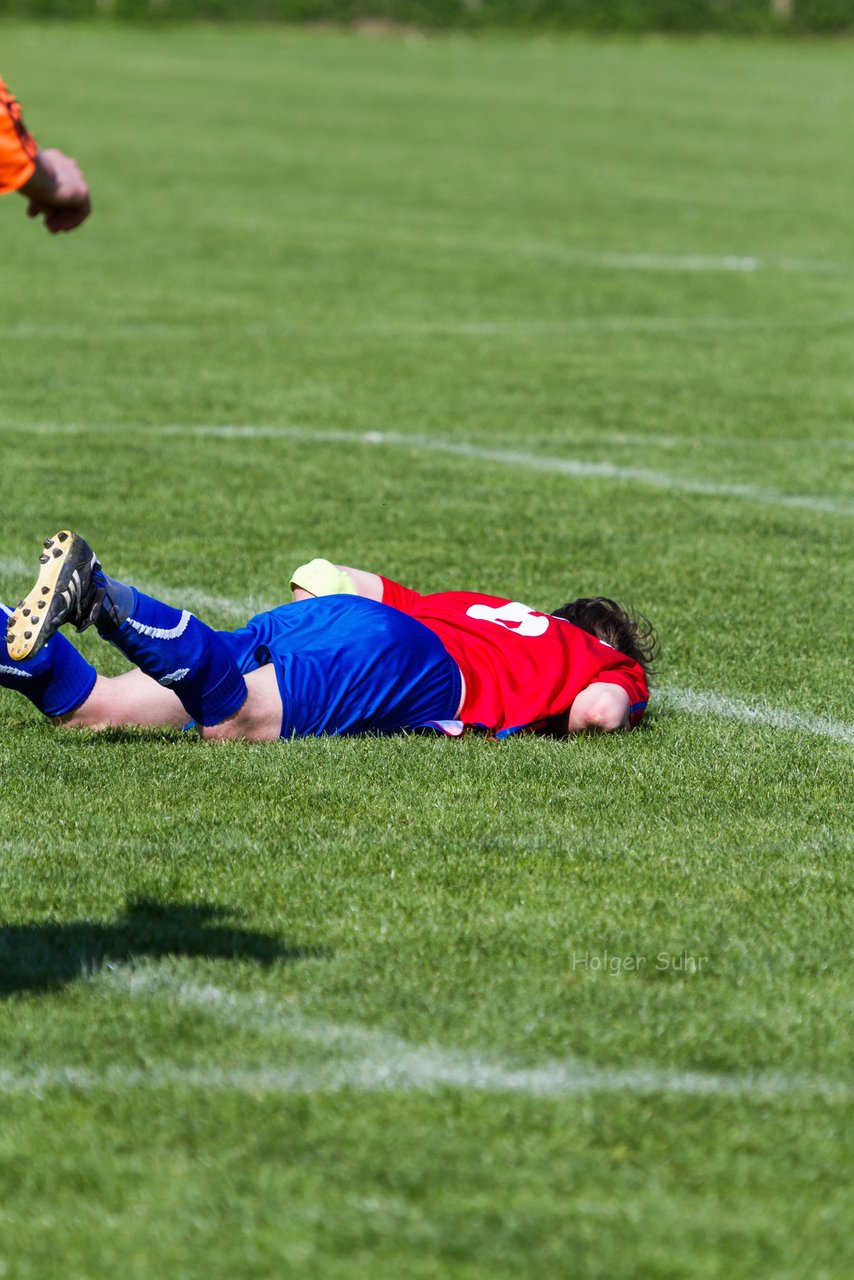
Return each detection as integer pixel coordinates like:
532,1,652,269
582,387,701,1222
0,896,323,997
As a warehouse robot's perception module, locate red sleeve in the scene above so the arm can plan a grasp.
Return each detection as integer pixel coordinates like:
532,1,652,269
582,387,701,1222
379,576,424,615
0,77,38,195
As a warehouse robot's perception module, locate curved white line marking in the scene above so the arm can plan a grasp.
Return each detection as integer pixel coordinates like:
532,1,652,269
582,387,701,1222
0,1061,845,1099
0,976,846,1101
169,426,854,518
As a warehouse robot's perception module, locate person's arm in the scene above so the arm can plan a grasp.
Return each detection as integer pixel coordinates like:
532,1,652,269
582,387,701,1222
19,147,90,233
566,682,631,734
331,565,383,599
290,560,384,602
289,559,425,615
1,76,89,232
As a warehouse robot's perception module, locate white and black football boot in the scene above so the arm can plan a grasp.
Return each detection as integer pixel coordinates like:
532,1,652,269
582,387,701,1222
7,531,104,662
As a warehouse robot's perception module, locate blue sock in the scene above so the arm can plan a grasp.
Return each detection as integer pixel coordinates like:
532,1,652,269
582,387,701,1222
0,604,97,718
102,587,247,727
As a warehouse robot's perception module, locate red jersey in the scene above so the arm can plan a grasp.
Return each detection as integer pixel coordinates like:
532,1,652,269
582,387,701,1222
380,578,649,735
0,77,38,195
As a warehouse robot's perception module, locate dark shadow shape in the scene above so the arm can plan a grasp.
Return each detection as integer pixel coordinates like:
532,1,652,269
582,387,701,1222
73,727,186,745
0,896,325,997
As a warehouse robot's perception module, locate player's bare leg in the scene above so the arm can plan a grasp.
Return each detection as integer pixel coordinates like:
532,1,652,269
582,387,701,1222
49,647,282,740
2,636,260,736
1,607,198,731
198,665,283,743
56,668,189,731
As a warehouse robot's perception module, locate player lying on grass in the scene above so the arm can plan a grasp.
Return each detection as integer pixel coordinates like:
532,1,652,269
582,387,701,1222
2,533,655,740
288,558,654,736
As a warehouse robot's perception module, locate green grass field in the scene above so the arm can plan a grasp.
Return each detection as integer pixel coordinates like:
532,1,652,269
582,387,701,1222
1,22,852,1279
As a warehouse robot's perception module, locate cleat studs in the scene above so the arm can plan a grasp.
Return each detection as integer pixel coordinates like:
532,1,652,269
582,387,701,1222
52,547,63,559
39,554,49,564
58,532,69,542
32,617,39,626
17,599,24,607
24,631,32,640
42,586,49,595
44,538,54,549
38,601,46,609
22,609,30,617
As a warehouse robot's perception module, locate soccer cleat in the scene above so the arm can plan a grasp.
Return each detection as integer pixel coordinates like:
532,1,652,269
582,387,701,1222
6,531,103,662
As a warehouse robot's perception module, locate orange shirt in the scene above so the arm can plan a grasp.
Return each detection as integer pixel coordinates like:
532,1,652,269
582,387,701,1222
0,76,38,194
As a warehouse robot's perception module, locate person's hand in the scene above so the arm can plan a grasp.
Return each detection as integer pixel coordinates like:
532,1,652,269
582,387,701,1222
19,147,91,233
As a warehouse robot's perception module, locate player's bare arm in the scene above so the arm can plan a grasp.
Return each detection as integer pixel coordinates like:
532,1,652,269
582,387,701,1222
565,683,631,734
290,561,382,602
1,76,90,233
19,147,91,233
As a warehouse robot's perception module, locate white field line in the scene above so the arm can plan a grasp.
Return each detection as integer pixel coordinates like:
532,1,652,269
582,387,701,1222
158,425,854,518
172,422,854,456
0,1060,844,1100
660,687,854,746
551,249,843,275
0,557,267,622
517,242,852,277
14,420,854,452
280,217,853,278
0,557,851,745
139,581,275,620
2,1060,841,1099
0,975,847,1101
0,322,198,340
3,314,854,339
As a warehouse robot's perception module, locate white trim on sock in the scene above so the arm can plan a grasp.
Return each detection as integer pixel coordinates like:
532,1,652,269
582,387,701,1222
127,610,192,642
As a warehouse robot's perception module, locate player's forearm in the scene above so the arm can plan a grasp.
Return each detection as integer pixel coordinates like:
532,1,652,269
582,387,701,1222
19,147,91,232
290,560,383,602
20,147,86,202
335,566,384,599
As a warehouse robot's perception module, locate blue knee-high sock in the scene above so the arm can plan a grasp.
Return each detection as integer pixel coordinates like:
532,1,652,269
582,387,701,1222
0,604,97,718
98,584,247,727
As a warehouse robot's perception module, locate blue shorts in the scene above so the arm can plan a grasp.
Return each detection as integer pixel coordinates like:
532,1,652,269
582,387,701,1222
218,595,461,739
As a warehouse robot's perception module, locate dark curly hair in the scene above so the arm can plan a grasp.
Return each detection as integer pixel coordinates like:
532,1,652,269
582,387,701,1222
551,597,659,681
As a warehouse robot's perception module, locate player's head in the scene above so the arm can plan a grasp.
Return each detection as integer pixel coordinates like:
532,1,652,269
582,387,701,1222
551,597,659,679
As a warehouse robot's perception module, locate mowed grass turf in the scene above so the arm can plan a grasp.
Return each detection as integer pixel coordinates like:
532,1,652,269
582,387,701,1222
0,22,852,1279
